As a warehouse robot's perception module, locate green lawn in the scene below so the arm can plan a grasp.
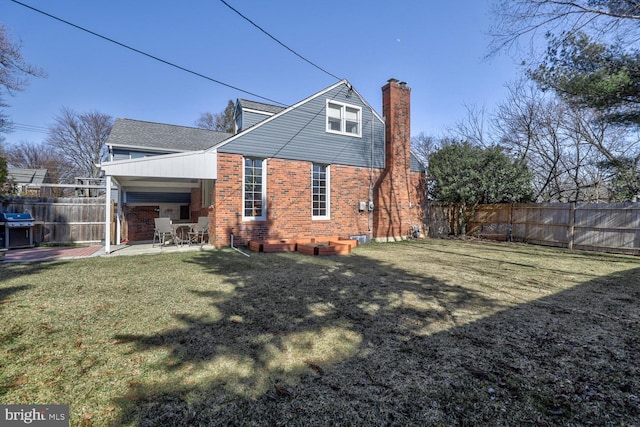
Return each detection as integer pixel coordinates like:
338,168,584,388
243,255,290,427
1,240,638,426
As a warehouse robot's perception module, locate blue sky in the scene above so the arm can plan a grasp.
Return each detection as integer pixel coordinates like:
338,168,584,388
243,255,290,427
2,0,525,146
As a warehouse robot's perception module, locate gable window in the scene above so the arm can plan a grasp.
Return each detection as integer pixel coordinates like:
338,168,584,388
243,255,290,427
243,158,266,220
312,164,330,219
326,100,361,137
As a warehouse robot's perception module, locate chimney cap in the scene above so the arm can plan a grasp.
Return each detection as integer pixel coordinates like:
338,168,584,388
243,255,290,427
387,78,399,83
399,81,407,86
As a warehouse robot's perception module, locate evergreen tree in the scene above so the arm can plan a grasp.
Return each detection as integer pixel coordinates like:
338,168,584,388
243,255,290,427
429,142,533,234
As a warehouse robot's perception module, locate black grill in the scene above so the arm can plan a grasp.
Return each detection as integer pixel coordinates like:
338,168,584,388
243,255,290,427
0,212,35,249
0,212,35,227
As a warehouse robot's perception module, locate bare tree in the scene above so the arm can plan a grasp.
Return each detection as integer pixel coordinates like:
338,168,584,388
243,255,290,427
489,1,640,200
194,100,235,133
0,23,46,191
46,107,113,179
450,103,491,148
4,140,74,190
410,132,440,166
494,79,640,201
488,0,640,56
0,24,46,135
494,81,566,200
0,145,6,189
565,106,640,201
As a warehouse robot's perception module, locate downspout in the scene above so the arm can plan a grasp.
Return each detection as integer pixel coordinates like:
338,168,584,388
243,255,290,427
369,106,375,242
230,228,250,257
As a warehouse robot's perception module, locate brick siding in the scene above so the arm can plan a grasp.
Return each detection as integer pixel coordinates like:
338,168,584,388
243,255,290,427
123,205,158,241
212,153,380,247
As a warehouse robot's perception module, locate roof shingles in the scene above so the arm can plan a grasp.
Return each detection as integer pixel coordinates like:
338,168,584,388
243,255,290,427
7,168,49,185
107,118,231,152
237,99,286,115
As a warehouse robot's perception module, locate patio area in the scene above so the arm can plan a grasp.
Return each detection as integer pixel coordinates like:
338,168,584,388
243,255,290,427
1,241,215,262
107,241,215,257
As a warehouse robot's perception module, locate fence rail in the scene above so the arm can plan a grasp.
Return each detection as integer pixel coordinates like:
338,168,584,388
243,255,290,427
1,196,107,244
429,202,640,255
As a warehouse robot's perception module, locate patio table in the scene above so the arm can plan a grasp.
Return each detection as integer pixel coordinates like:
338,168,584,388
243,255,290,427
171,223,195,246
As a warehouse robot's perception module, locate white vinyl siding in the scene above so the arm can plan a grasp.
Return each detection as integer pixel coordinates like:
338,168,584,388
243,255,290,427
326,100,361,137
243,158,266,221
219,83,386,169
312,164,330,219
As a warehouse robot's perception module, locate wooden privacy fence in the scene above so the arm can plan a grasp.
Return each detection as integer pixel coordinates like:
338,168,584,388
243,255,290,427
429,202,640,255
1,196,107,245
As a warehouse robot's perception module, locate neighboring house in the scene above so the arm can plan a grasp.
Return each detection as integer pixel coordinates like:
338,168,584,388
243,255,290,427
5,168,52,196
99,79,426,251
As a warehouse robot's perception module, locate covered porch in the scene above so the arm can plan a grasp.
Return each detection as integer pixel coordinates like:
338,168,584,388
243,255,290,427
100,150,217,254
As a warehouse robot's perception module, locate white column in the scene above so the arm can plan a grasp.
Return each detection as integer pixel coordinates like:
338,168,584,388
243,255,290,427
116,183,122,245
105,175,112,254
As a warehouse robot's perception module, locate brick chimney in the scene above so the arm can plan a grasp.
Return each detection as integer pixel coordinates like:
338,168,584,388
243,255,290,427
373,78,422,240
382,78,411,174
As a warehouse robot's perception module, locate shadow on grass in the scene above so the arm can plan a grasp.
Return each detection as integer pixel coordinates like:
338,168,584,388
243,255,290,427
113,249,640,426
0,284,32,303
0,262,68,318
0,259,62,282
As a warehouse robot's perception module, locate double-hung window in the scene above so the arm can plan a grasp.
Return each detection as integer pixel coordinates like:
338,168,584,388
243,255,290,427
326,100,361,137
312,164,330,219
243,158,266,220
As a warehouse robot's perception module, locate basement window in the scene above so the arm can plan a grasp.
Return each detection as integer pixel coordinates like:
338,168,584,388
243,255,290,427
326,100,361,137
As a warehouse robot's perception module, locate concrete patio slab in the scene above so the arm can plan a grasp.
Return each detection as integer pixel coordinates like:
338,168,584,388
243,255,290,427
1,241,215,262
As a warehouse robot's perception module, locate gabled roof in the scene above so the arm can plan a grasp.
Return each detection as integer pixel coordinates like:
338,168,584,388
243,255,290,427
8,168,49,185
237,99,286,115
107,118,231,152
213,80,384,152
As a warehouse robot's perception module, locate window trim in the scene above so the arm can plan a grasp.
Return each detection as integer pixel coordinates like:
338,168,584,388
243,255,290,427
242,157,267,221
312,163,330,220
201,179,213,208
326,100,362,137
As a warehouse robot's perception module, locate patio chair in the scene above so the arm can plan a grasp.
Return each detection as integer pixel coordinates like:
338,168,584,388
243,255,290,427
189,217,209,246
152,217,174,248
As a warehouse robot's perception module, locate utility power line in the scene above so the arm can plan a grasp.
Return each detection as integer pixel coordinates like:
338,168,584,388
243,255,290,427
9,0,287,106
218,0,342,82
8,122,49,134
